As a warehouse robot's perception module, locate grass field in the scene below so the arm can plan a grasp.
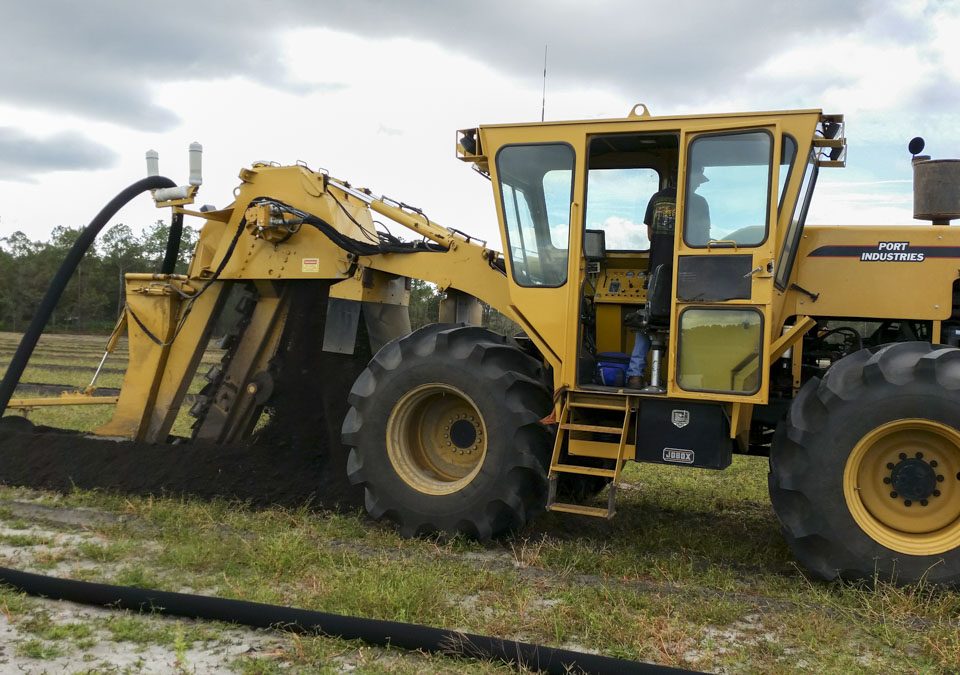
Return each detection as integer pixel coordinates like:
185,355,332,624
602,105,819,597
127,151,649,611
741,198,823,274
1,332,959,673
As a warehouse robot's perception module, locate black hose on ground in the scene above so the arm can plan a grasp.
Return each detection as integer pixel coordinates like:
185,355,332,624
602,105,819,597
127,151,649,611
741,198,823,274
0,176,177,415
0,567,689,674
160,210,184,274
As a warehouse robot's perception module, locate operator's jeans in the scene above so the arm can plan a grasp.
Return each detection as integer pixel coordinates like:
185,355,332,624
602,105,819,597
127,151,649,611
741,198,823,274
627,332,650,378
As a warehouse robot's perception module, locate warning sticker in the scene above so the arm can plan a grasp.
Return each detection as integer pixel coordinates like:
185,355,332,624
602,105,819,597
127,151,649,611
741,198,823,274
301,258,320,273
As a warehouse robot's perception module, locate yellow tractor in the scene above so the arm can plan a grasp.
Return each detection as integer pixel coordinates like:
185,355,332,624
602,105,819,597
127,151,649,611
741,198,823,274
3,105,960,585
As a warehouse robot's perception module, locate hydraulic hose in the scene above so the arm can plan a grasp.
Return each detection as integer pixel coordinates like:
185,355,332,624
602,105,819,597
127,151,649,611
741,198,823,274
160,210,184,274
0,566,689,674
0,176,176,415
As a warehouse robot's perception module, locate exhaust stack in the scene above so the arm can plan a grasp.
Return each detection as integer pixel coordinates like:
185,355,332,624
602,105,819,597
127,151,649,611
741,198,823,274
911,137,960,225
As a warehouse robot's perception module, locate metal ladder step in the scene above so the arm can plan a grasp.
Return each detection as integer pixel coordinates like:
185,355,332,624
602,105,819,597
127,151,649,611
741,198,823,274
546,392,631,519
546,478,617,519
568,400,626,411
547,502,614,518
551,464,617,478
559,422,622,434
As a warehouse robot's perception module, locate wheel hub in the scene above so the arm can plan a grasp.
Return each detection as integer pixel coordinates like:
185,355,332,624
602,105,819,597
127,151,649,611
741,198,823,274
386,384,488,495
889,456,939,504
843,418,960,555
449,418,478,450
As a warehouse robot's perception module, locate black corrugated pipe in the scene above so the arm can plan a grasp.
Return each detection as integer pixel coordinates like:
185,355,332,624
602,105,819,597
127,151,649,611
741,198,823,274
0,567,690,674
160,210,184,274
0,176,177,414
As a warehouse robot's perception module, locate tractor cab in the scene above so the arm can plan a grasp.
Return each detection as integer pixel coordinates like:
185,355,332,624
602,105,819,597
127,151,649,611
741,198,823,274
464,107,839,409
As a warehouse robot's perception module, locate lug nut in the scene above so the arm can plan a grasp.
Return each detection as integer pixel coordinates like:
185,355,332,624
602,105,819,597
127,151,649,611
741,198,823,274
883,477,892,484
934,490,942,497
904,500,913,507
899,453,907,460
886,462,895,470
916,452,924,459
921,499,929,506
930,460,938,468
937,475,945,482
891,491,898,499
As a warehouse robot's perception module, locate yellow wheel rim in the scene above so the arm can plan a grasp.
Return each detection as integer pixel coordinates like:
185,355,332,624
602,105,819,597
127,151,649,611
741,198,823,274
386,383,487,496
844,419,960,556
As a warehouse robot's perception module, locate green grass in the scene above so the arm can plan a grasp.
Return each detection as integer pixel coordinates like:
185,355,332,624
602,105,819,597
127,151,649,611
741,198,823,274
0,533,53,547
7,476,946,673
2,332,960,672
16,638,64,660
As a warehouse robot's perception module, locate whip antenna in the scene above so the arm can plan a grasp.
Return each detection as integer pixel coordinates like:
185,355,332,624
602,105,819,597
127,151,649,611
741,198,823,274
541,45,548,122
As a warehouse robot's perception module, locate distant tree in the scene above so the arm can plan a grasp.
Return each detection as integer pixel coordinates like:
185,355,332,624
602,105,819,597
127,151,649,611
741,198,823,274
408,279,442,329
98,224,144,317
0,240,14,331
141,219,198,273
482,303,522,336
0,218,197,333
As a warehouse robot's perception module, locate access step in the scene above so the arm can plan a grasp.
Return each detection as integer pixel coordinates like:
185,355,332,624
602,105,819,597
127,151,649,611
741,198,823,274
546,478,618,519
547,502,613,518
550,464,617,478
560,422,623,434
568,400,626,411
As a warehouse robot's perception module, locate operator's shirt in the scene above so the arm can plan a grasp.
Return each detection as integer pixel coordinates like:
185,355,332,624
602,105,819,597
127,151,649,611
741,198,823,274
644,186,712,273
645,187,677,273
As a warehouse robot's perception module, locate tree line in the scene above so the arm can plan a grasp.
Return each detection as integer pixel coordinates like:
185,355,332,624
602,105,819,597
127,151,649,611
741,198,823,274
0,222,197,333
0,224,518,336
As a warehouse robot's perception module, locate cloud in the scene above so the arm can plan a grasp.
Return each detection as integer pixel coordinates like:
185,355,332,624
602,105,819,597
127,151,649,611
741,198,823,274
287,0,878,108
0,1,343,131
0,128,117,181
0,0,913,132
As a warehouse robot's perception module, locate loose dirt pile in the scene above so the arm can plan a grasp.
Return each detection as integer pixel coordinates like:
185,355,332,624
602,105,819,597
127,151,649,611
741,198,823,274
0,281,373,511
0,423,361,510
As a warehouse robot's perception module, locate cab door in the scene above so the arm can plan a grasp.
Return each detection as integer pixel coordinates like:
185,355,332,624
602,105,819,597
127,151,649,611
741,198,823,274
666,123,781,404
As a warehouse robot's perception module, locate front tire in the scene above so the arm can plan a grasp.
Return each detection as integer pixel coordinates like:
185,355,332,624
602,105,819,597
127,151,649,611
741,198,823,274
770,342,960,584
342,324,552,540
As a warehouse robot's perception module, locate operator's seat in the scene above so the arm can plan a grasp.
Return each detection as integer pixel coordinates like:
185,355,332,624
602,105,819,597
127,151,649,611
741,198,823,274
638,263,671,393
643,263,672,328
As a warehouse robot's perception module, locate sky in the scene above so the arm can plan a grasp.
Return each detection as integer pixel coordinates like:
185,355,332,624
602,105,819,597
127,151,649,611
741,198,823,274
1,0,959,249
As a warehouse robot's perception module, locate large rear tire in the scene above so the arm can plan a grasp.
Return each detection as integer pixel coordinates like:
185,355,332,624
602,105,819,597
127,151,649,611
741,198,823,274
770,342,960,584
342,324,552,539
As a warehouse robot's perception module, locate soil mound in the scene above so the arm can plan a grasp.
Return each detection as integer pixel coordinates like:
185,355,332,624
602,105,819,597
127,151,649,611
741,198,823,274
0,421,362,509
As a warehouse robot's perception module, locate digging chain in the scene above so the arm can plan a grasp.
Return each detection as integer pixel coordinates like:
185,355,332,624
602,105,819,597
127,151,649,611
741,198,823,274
188,285,258,438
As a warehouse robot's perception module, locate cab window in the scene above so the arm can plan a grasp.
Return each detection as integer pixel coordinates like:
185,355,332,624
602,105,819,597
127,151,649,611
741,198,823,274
497,144,575,287
778,135,797,212
585,168,660,250
683,130,773,247
775,148,819,290
585,133,679,251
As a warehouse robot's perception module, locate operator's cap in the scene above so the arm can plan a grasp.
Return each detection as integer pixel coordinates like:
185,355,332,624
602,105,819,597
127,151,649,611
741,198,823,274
692,167,709,183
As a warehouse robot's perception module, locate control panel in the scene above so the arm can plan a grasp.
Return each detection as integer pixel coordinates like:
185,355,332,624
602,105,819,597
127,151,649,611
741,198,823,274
594,268,647,304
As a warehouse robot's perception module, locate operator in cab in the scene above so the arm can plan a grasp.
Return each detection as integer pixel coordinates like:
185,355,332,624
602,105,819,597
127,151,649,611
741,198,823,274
625,168,710,389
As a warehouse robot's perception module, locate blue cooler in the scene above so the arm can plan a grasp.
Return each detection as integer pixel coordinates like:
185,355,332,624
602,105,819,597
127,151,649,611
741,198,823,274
595,351,630,387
